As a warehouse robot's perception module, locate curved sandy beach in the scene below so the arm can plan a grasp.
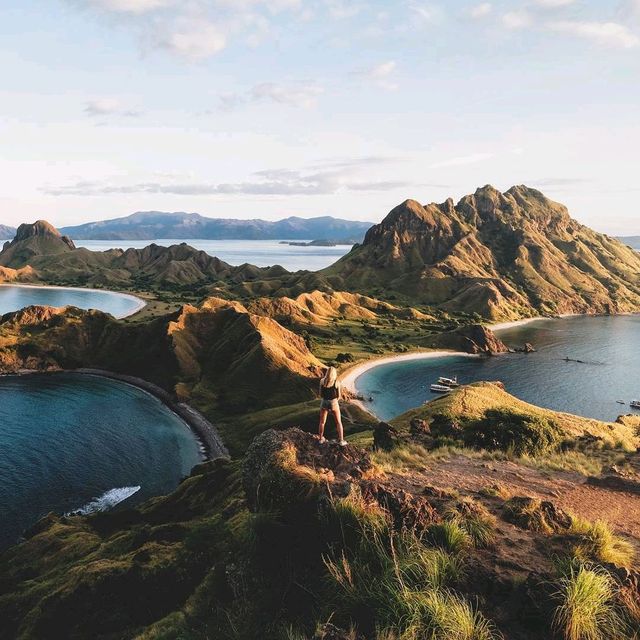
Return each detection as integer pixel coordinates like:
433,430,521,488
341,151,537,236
0,283,146,319
341,350,479,396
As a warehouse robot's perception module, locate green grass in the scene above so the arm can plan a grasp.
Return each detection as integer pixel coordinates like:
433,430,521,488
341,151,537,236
321,491,499,639
427,520,472,555
569,517,635,569
553,566,627,640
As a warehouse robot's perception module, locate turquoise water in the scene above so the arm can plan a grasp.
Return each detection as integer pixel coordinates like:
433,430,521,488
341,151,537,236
355,315,640,422
0,373,202,549
77,239,353,271
0,285,143,318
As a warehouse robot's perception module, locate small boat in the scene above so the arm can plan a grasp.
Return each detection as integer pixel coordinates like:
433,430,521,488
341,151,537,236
437,376,459,387
617,400,626,405
631,401,640,410
430,384,453,393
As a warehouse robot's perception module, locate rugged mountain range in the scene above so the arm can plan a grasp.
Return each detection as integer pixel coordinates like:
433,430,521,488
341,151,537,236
59,211,373,242
0,224,15,239
325,185,640,320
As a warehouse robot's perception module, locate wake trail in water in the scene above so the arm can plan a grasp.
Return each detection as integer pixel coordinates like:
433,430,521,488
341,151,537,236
66,486,141,516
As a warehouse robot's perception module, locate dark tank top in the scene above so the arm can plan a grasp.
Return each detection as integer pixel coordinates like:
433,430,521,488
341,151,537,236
321,384,339,401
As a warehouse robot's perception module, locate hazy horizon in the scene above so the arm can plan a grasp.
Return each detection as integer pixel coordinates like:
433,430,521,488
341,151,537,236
2,1,640,234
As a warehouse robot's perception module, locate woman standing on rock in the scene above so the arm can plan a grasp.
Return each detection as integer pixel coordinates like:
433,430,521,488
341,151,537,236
318,366,347,446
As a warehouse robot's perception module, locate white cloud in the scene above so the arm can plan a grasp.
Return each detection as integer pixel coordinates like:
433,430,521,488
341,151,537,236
84,98,141,117
219,82,324,110
155,18,227,60
324,0,363,20
89,0,173,13
43,167,409,197
467,3,492,19
352,60,399,91
548,20,640,49
251,83,324,108
534,0,576,8
429,152,494,169
502,10,533,29
408,2,445,24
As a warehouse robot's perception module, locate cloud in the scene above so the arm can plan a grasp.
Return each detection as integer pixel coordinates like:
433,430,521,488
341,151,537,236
529,178,592,187
84,98,141,117
502,10,533,29
88,0,174,14
466,3,492,19
547,20,640,49
43,160,411,197
219,82,324,110
352,60,398,91
429,152,494,169
324,0,363,20
534,0,576,8
154,17,227,60
409,2,445,24
74,0,307,61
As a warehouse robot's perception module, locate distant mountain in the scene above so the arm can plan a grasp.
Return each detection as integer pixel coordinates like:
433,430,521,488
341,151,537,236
59,212,374,242
0,225,16,239
325,185,640,320
619,236,640,250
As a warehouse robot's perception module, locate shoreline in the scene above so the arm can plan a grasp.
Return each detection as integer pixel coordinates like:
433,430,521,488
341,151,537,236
341,350,479,397
1,368,229,462
0,283,146,319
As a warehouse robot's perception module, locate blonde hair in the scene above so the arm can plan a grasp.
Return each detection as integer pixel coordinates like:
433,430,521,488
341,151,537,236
321,366,338,388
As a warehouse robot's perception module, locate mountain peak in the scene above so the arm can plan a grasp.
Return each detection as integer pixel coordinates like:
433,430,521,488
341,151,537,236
14,220,72,244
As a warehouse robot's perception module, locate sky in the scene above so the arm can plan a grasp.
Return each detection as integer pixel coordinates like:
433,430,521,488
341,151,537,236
1,0,639,234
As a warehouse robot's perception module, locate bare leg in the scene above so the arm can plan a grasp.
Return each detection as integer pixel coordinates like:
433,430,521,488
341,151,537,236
332,406,345,443
318,408,329,441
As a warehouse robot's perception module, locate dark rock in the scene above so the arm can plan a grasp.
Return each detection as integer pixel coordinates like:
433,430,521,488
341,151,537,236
363,482,439,533
515,343,536,353
410,417,431,436
373,421,400,451
503,496,572,533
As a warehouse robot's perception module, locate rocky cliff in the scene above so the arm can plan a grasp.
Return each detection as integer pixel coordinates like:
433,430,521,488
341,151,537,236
324,186,640,320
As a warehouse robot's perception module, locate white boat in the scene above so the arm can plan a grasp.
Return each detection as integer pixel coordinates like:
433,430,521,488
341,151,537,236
631,400,640,410
430,384,453,393
438,376,459,387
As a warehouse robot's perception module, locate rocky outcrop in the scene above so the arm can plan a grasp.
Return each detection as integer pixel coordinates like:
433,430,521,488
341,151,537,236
325,186,640,320
427,323,509,354
0,221,75,268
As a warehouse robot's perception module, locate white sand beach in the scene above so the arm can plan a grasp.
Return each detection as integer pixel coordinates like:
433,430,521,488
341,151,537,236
341,350,478,395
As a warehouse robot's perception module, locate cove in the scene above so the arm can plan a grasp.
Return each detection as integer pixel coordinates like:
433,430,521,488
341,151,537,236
0,372,202,549
0,284,145,318
353,315,640,422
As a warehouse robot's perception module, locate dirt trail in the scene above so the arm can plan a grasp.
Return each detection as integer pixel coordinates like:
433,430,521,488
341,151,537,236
394,455,640,548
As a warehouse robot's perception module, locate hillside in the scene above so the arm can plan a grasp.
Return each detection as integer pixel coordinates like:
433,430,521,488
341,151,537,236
0,298,323,412
0,220,75,268
3,414,640,639
324,186,640,320
60,211,373,242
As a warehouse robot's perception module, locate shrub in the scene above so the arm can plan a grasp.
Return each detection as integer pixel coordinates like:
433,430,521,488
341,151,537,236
427,520,472,554
554,566,627,640
465,409,562,456
570,518,635,569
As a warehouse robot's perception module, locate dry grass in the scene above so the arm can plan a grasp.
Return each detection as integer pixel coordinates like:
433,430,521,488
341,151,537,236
569,517,635,569
554,566,627,640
